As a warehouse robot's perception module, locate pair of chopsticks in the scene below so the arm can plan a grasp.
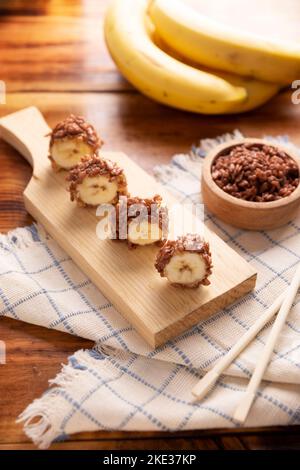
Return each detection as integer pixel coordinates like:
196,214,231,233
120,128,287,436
192,264,300,423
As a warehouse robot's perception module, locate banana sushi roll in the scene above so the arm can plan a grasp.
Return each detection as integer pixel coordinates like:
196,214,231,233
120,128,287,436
155,234,212,288
115,195,168,247
49,115,102,171
67,155,128,207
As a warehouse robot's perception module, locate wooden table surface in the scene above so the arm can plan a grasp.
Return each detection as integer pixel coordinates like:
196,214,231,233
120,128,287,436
1,0,300,451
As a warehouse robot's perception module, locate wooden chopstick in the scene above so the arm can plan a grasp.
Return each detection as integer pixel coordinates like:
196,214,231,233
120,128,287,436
234,264,300,424
192,292,285,400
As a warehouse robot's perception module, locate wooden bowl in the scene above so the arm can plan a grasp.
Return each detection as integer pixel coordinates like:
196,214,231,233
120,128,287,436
202,138,300,230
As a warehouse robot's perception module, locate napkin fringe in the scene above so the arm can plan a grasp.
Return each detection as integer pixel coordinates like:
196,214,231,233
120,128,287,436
17,348,110,449
17,392,63,449
0,223,50,251
0,227,37,251
191,129,243,156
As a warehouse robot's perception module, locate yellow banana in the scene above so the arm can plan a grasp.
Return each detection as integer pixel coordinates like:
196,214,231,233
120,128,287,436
149,0,300,85
104,0,247,114
151,29,280,114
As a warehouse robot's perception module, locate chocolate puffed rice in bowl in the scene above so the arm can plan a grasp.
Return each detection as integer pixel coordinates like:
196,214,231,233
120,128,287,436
201,138,300,231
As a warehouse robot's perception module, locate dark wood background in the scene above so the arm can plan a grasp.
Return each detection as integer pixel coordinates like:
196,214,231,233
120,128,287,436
0,0,300,450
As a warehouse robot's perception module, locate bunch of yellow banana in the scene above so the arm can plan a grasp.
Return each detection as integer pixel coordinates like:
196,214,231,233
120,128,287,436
150,0,300,85
104,0,300,114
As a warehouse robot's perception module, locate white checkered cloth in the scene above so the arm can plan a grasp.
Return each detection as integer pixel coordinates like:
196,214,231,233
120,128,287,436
1,131,300,448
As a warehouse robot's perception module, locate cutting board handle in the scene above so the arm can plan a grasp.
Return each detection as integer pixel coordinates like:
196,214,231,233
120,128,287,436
0,106,51,172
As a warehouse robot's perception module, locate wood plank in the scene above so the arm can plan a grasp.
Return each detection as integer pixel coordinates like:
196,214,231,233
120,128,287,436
217,436,246,450
0,140,33,232
56,426,300,441
240,433,300,450
0,4,130,92
0,438,220,450
2,90,300,170
0,0,110,18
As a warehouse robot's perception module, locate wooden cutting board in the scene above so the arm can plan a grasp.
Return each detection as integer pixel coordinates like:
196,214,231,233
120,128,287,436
0,106,257,347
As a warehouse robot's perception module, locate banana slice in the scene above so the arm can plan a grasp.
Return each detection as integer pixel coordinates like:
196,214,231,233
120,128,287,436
51,139,94,170
67,156,128,207
155,234,212,287
164,252,207,285
49,115,102,171
128,219,162,246
77,175,119,206
115,195,168,247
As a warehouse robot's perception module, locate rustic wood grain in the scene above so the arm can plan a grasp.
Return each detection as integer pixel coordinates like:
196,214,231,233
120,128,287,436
0,438,220,450
0,140,33,232
217,436,246,450
0,0,300,451
0,0,110,17
240,433,300,450
0,5,129,92
1,0,299,93
2,90,300,175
